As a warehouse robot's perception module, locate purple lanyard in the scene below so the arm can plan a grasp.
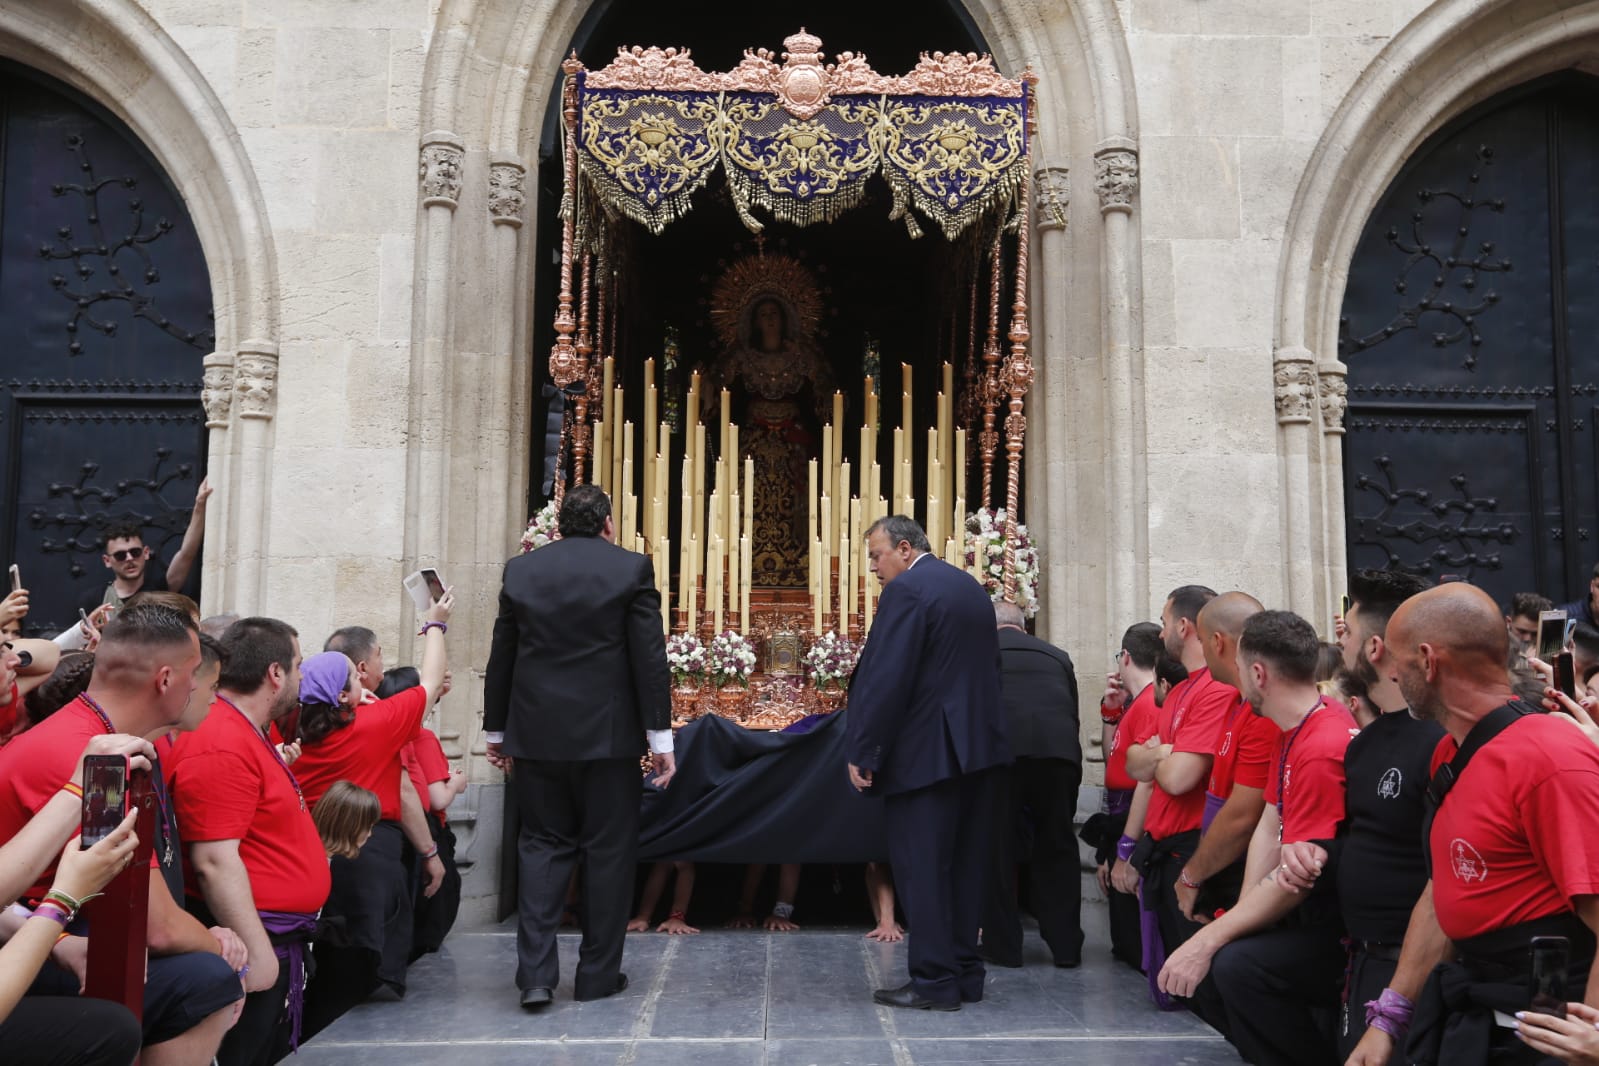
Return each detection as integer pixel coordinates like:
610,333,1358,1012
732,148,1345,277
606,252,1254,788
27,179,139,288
1275,698,1325,823
217,695,306,811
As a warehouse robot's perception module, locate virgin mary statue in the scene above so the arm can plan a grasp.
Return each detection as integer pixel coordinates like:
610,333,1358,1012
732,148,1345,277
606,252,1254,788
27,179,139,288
708,253,832,588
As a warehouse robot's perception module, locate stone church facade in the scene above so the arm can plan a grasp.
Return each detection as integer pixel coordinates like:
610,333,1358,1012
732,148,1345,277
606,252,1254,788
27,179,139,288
3,0,1589,914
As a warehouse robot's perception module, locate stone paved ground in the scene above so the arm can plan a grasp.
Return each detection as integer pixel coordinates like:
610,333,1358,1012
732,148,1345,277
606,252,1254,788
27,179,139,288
296,902,1238,1065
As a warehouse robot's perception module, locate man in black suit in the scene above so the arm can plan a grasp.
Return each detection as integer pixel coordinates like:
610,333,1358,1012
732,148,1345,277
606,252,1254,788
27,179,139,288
981,599,1084,969
483,484,674,1009
847,515,1010,1011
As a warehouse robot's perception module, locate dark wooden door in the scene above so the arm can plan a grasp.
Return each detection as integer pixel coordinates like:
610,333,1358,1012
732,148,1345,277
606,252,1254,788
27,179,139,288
0,64,213,635
1341,76,1599,608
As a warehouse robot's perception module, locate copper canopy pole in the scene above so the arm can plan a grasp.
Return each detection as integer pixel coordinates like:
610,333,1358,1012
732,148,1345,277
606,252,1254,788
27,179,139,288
978,229,1004,510
1002,78,1038,601
548,54,584,515
572,251,595,485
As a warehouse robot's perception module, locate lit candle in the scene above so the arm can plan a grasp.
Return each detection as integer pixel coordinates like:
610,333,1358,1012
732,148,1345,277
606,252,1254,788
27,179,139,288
954,428,967,509
865,376,878,433
740,535,751,635
743,457,754,545
693,423,706,545
601,356,615,488
901,459,914,518
807,460,818,543
838,460,850,556
612,386,625,495
687,534,698,634
892,428,904,511
821,429,833,557
719,388,731,462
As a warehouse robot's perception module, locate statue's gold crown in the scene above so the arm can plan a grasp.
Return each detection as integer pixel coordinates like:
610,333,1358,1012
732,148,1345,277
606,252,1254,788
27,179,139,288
783,29,823,59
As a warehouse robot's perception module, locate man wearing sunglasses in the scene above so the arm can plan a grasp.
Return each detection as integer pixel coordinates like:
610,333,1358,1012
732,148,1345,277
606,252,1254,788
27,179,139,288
79,477,212,615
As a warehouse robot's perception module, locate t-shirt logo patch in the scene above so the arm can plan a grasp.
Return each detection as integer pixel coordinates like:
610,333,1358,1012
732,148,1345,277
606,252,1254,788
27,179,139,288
1378,768,1402,800
1450,838,1488,884
1218,730,1233,757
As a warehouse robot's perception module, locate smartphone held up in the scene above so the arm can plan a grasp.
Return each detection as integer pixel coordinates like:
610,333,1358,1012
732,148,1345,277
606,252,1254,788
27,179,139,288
80,754,131,848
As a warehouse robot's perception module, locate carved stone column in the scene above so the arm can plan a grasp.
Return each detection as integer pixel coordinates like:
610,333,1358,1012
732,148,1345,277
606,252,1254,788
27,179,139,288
229,343,278,612
1031,165,1068,642
198,352,234,614
406,131,465,638
1093,137,1147,623
490,156,528,552
1317,358,1350,622
1274,347,1319,615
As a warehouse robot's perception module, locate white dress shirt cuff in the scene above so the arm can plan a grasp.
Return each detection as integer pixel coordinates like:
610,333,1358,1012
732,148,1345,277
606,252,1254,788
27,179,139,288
647,729,674,755
484,731,504,745
52,625,90,651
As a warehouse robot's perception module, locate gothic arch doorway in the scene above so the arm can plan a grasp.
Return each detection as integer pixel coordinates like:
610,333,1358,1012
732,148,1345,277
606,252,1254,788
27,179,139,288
0,62,212,634
1339,74,1599,606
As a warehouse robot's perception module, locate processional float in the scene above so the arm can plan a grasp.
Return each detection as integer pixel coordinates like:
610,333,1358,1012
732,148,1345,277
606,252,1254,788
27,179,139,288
537,31,1038,726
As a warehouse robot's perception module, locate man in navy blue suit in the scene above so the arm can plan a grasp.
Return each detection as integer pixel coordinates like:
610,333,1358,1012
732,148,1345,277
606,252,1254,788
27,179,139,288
847,515,1011,1010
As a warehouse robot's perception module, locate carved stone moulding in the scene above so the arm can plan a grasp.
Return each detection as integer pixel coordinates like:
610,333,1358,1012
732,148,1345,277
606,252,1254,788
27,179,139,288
200,352,233,429
1034,166,1069,230
1093,138,1138,215
419,130,465,209
488,157,526,227
1317,360,1349,436
233,343,279,421
1273,348,1318,425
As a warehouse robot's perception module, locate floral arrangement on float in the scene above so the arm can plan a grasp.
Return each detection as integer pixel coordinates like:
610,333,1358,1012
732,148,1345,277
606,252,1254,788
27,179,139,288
964,507,1041,619
708,630,757,688
519,500,559,553
803,631,860,692
666,634,707,686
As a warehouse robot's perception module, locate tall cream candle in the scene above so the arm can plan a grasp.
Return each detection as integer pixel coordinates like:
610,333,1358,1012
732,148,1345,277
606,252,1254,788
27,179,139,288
838,460,850,554
821,431,834,557
891,428,904,511
719,389,731,462
711,536,724,635
820,495,832,580
687,534,698,634
740,535,751,635
693,423,706,545
612,387,625,496
743,458,754,545
813,538,825,635
807,460,818,543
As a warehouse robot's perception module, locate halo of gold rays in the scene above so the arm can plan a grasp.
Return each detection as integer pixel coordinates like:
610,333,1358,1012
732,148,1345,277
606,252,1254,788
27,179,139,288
708,252,824,350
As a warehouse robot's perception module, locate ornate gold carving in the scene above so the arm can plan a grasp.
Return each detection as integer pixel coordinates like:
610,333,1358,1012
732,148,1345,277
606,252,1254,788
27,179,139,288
1093,148,1138,214
201,354,233,429
776,29,832,120
488,161,526,226
893,50,1024,97
1273,360,1318,424
585,46,722,91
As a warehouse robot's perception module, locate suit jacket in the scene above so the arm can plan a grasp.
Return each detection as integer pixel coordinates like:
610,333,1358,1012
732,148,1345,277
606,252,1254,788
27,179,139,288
997,627,1081,764
482,535,671,761
845,555,1010,795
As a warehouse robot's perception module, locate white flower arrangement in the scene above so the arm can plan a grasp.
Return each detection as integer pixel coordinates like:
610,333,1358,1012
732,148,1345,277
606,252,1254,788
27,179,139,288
803,630,861,690
963,507,1041,619
666,634,707,685
520,500,559,553
708,630,757,688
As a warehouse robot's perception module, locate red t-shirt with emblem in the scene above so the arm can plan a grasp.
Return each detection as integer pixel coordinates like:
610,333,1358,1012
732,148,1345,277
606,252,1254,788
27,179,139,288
1144,666,1235,840
292,687,428,820
1209,693,1279,799
1427,711,1599,941
168,697,331,914
1263,698,1357,844
1105,684,1159,793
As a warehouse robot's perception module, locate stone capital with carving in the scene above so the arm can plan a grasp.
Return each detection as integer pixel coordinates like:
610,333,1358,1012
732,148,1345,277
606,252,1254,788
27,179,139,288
1317,360,1349,435
201,353,234,429
1034,166,1069,230
488,160,526,227
419,131,465,209
1093,145,1138,215
1273,357,1318,425
234,347,280,420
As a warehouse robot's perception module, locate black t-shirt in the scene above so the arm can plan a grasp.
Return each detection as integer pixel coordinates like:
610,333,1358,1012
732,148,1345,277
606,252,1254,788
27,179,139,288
78,563,170,615
1334,708,1446,942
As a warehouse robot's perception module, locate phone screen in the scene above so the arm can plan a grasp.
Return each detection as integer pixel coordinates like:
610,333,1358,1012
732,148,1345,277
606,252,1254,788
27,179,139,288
1340,595,1352,621
421,568,445,603
7,564,19,593
1538,610,1569,662
1557,652,1579,701
81,754,130,848
1531,936,1570,1018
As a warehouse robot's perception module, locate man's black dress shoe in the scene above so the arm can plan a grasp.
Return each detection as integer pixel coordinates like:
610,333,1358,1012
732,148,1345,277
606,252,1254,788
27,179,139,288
575,972,629,1002
520,987,553,1009
873,982,960,1011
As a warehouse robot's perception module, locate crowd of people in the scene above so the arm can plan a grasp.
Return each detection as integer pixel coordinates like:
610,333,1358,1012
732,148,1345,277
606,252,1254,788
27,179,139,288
1093,574,1599,1066
0,521,468,1066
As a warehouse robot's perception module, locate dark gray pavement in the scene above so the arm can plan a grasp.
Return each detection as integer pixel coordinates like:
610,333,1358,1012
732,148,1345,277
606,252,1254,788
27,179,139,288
295,902,1238,1064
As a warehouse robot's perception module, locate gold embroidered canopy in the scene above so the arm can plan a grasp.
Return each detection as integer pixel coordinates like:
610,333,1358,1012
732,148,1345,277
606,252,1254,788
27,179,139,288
570,30,1033,239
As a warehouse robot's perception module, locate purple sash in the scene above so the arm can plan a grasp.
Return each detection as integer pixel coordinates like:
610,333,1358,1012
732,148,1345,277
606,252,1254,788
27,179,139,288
1103,788,1133,817
1138,890,1179,1010
1200,790,1226,833
258,910,319,1050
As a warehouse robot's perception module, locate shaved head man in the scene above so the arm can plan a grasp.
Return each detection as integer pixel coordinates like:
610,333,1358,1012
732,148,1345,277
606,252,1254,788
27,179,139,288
1382,581,1599,1064
1196,593,1264,688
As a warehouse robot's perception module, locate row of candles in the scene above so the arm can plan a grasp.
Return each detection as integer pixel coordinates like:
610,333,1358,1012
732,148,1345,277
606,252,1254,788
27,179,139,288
587,356,976,636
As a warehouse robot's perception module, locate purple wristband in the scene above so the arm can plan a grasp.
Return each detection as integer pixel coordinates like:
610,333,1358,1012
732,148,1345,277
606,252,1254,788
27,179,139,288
1364,987,1414,1041
1116,835,1137,863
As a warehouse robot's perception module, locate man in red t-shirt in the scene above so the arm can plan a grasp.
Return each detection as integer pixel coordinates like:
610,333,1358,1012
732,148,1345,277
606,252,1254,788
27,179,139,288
1098,622,1163,972
0,603,245,1063
1381,584,1599,1064
1159,611,1355,1064
170,615,326,1066
1173,593,1277,925
1126,585,1234,959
